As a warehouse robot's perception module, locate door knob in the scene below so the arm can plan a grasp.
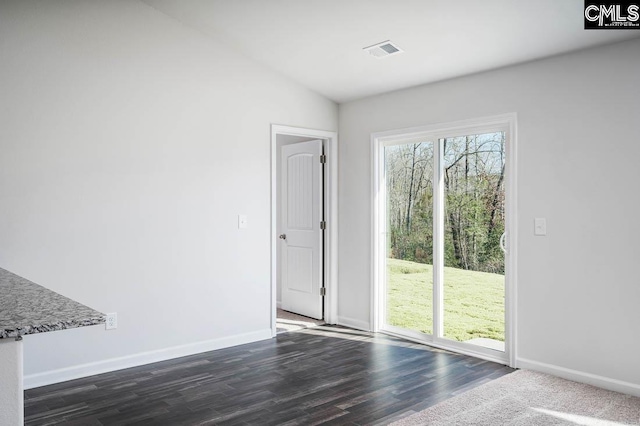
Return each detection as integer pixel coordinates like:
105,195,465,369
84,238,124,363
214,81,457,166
279,234,287,240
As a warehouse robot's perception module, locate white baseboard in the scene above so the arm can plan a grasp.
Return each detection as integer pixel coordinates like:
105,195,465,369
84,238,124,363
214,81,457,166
337,316,371,332
24,329,273,390
276,301,282,309
517,357,640,397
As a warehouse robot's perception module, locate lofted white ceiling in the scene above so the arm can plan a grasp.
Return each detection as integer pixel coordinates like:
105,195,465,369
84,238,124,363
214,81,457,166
143,0,640,103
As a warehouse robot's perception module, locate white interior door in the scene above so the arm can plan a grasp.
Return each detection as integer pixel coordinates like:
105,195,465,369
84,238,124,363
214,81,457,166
280,140,323,319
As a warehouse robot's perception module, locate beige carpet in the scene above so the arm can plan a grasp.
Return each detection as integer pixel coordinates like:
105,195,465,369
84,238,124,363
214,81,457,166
391,370,640,425
276,308,324,333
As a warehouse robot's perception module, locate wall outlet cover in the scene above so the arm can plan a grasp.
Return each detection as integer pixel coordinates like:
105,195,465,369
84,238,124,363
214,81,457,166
105,312,117,330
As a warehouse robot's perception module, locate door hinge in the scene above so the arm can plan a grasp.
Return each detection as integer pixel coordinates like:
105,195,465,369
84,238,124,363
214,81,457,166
320,287,326,297
320,221,326,230
320,154,326,164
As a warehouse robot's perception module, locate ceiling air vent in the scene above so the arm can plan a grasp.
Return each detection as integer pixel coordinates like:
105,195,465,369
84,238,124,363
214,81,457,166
363,40,403,58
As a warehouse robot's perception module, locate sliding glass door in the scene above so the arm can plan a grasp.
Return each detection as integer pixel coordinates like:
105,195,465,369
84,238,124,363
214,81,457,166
441,132,506,352
375,117,514,364
384,141,434,339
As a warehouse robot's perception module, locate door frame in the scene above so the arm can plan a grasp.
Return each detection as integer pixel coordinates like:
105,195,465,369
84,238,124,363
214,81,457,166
271,124,338,337
371,113,518,367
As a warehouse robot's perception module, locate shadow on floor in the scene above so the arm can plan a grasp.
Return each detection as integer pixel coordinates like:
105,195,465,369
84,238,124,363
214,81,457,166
276,308,324,333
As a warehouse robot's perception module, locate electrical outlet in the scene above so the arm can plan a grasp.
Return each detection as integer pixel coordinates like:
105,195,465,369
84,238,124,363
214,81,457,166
105,312,117,330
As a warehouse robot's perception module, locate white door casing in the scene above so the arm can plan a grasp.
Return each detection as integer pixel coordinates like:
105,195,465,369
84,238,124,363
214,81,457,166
280,140,323,319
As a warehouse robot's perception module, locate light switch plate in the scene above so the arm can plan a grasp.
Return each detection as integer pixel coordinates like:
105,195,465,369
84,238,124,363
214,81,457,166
238,214,248,229
534,218,547,236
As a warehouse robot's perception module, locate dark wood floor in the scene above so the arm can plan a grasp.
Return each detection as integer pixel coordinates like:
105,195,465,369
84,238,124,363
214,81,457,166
24,326,513,425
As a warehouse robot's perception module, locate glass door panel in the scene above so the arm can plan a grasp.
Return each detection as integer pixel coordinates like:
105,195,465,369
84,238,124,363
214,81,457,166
441,132,506,351
384,141,434,336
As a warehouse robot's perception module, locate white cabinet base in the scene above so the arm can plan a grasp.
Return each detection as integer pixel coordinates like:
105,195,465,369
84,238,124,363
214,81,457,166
0,338,24,426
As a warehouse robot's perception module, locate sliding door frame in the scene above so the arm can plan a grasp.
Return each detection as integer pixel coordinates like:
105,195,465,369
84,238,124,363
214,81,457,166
371,113,518,367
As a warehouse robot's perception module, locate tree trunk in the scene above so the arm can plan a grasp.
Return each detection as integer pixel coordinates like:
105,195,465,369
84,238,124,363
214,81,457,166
405,144,419,233
486,162,505,242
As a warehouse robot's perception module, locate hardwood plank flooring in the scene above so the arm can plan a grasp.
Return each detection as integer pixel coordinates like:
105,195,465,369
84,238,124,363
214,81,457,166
24,326,513,425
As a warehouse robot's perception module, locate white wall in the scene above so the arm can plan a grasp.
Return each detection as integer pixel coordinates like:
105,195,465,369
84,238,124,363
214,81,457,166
0,0,337,382
338,39,640,391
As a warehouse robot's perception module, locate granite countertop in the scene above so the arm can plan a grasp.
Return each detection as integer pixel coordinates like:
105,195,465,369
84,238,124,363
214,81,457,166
0,267,105,339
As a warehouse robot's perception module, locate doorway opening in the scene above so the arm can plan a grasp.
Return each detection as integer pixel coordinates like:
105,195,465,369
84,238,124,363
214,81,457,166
271,125,338,337
372,114,517,366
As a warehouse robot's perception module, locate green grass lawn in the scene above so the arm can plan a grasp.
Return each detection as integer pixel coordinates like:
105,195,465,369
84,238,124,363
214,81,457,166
387,258,504,342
